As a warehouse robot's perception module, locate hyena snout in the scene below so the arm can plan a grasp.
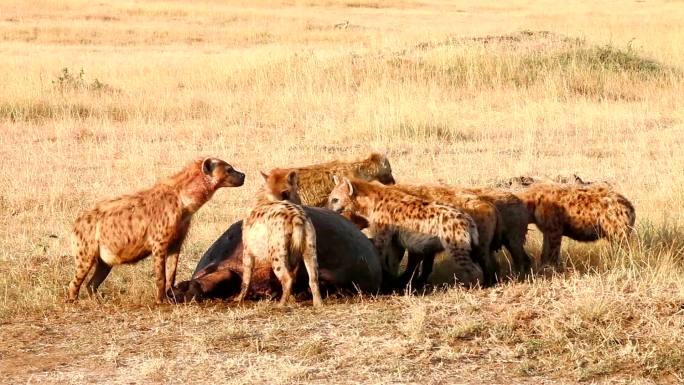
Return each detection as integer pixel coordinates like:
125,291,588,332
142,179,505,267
379,174,396,185
327,198,344,213
225,168,246,187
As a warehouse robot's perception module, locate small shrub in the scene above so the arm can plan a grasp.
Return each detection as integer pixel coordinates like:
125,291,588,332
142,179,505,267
52,67,116,94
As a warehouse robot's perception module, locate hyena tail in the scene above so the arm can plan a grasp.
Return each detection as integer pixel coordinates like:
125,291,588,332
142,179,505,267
290,216,306,256
291,215,323,307
290,215,318,261
607,194,637,240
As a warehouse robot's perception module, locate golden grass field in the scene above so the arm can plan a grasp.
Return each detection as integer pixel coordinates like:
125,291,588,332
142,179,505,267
2,0,684,383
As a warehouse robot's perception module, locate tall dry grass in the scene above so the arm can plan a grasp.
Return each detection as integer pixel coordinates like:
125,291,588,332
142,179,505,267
1,0,683,383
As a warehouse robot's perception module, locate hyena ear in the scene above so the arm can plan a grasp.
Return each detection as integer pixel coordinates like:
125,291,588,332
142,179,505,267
573,174,585,184
343,177,354,196
368,152,386,163
287,170,298,186
332,174,340,185
202,158,216,175
260,171,269,181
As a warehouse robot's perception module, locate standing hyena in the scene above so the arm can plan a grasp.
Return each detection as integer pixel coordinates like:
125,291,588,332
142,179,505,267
236,169,323,307
509,179,636,267
67,157,245,304
459,187,532,274
327,177,483,288
392,184,502,286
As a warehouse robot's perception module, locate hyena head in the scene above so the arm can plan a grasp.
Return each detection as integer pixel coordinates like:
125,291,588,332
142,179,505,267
561,174,611,187
505,174,602,189
548,174,589,185
356,153,396,185
327,176,356,213
261,168,302,204
501,175,537,189
201,157,245,189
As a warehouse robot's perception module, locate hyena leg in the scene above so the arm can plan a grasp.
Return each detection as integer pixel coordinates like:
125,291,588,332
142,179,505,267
505,235,532,275
271,256,295,307
234,249,255,303
373,228,399,277
400,251,423,288
165,252,179,292
268,235,297,307
471,243,499,286
541,230,563,267
86,258,111,295
301,221,322,307
67,240,99,302
416,252,436,287
152,245,168,304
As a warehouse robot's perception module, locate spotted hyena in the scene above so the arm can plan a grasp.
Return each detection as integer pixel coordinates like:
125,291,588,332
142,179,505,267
277,153,395,207
505,174,611,188
236,169,323,307
451,187,533,275
388,184,502,286
509,179,636,266
67,157,245,304
327,177,483,288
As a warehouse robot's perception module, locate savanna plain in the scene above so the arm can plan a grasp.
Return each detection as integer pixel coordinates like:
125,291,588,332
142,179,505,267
1,0,684,384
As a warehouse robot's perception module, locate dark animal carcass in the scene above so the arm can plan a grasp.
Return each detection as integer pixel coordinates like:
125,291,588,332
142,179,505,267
169,207,383,302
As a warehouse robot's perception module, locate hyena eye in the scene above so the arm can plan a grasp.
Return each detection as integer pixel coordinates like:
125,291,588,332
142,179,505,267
331,198,339,205
281,191,290,200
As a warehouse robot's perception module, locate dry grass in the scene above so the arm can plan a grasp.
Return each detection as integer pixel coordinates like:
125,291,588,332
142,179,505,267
1,0,684,383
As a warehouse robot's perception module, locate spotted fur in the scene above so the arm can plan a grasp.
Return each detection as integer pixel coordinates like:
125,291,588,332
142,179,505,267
67,157,245,304
327,178,483,288
511,182,636,266
441,187,533,275
273,153,395,207
392,184,502,286
236,170,322,307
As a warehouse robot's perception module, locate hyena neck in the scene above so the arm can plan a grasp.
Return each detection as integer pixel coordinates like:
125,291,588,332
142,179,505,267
254,188,281,206
348,179,384,219
352,192,378,221
253,192,268,206
178,175,215,214
163,160,215,214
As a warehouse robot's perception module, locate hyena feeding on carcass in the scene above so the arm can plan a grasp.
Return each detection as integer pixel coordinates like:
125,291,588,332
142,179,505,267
276,152,396,207
327,177,483,288
67,157,245,304
236,169,323,307
391,184,503,286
